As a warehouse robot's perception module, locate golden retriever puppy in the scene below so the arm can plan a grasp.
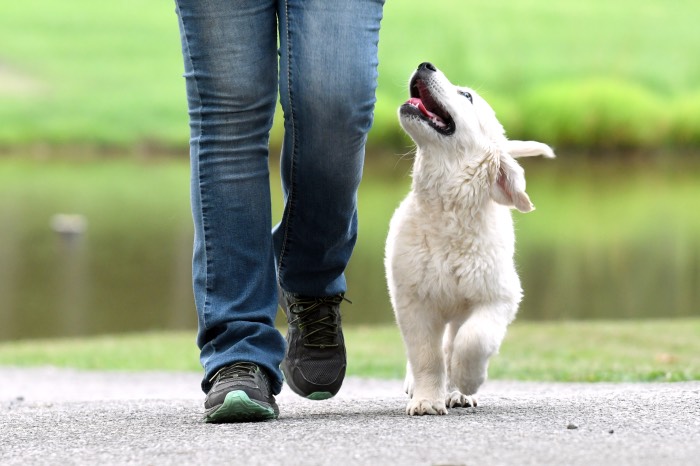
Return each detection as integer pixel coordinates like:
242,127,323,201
385,62,554,415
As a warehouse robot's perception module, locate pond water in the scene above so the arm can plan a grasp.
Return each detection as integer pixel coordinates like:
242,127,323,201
0,155,698,341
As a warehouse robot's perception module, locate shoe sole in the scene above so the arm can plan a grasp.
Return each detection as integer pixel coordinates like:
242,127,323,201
306,391,333,400
281,363,338,401
204,391,278,423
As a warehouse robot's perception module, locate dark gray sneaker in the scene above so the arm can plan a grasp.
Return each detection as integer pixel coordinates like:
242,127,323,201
279,291,347,400
204,362,279,423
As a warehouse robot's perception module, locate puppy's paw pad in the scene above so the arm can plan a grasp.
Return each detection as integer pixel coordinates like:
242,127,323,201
406,398,448,416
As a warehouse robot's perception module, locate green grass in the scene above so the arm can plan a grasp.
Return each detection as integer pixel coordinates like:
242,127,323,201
0,0,186,148
495,319,700,382
1,320,698,382
1,0,700,150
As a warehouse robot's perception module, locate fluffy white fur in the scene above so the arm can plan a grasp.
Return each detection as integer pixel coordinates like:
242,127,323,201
385,64,554,416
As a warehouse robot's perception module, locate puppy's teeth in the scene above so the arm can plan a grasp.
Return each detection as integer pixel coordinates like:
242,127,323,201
431,117,446,128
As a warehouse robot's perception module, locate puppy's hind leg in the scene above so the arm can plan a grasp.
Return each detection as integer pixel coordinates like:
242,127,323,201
450,304,513,400
444,320,474,408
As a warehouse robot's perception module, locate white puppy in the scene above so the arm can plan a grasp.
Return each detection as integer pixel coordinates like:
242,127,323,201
385,63,554,416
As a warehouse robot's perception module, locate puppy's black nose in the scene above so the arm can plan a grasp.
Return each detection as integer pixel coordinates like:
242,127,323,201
418,62,436,72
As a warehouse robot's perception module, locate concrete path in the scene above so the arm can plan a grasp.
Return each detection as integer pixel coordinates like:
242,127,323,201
1,367,699,465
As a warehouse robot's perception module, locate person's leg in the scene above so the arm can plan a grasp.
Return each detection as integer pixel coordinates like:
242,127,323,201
175,0,285,396
274,0,385,296
274,0,384,399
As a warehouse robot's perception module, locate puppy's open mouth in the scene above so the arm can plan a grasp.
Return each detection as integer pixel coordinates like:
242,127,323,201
400,77,455,136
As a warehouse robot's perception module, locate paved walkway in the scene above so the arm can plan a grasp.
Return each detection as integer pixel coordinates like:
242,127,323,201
1,367,699,465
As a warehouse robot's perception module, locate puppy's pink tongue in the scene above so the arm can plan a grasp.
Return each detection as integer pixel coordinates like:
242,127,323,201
407,97,439,120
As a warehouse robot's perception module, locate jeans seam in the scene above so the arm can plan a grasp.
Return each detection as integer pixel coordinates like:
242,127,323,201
177,3,212,338
276,0,296,283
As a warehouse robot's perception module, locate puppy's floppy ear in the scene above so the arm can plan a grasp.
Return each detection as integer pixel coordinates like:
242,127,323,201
490,150,534,213
505,140,555,159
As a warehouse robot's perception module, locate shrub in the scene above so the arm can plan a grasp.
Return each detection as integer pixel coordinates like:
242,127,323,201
669,90,700,147
514,79,670,150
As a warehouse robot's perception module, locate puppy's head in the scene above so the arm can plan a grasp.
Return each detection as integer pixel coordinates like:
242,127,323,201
399,63,554,213
399,62,505,153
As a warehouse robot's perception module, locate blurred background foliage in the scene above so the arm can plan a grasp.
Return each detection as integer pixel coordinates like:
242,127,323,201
2,0,700,150
0,0,698,341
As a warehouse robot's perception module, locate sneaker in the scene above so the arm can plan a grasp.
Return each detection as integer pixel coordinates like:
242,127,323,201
279,291,347,400
204,362,279,423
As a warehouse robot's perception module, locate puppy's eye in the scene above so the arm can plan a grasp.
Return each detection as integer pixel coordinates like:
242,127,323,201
459,91,473,103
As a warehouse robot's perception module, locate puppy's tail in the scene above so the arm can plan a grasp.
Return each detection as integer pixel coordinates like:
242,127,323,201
505,140,556,159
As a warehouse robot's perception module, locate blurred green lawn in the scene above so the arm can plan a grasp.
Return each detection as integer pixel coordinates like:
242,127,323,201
1,0,699,149
2,320,698,382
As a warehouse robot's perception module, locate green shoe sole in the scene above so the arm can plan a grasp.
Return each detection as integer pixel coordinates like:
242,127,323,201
281,365,340,401
306,391,334,401
204,390,278,423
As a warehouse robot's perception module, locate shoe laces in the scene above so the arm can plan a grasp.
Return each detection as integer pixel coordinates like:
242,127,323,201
210,362,258,384
289,295,350,349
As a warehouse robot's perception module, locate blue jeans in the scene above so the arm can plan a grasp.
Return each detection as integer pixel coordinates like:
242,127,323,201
175,0,384,394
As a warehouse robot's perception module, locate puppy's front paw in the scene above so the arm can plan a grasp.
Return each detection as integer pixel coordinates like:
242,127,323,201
406,398,448,416
446,391,478,408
